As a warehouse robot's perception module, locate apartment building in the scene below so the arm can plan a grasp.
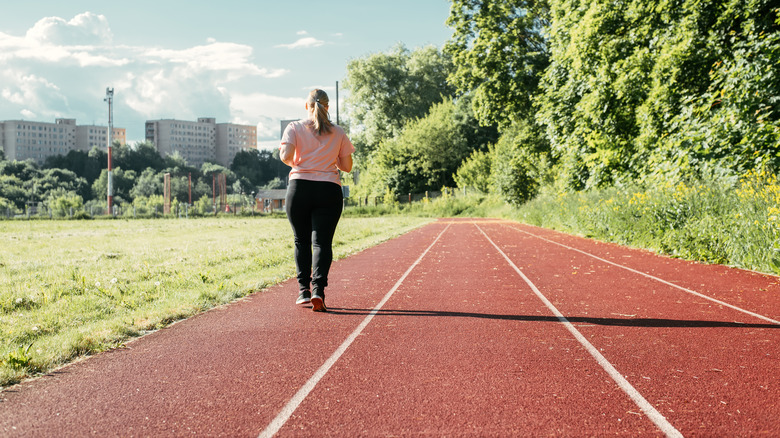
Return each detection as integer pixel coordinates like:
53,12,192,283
0,118,126,165
145,117,257,168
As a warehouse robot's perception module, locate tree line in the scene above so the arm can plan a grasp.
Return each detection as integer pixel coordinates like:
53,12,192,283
0,142,289,214
345,0,779,205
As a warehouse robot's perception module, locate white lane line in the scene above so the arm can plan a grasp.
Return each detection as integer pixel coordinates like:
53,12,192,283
504,224,780,325
477,224,684,438
258,224,451,438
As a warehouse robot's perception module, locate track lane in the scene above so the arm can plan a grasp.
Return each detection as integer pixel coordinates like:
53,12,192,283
477,223,682,437
480,221,780,436
272,220,667,436
258,223,451,438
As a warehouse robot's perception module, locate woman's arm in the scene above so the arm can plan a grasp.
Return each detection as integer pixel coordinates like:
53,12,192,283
280,142,295,167
336,154,353,172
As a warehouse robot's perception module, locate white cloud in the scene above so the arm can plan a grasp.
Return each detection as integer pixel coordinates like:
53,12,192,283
296,30,308,35
275,37,325,49
0,12,292,143
1,73,69,118
231,93,305,118
144,42,288,79
26,12,112,46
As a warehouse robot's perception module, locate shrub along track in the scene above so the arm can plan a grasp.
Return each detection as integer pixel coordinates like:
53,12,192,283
1,218,778,436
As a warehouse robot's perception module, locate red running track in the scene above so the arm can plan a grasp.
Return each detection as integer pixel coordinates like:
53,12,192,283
1,218,778,436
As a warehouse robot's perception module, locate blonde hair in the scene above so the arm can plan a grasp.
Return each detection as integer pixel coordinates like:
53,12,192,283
307,89,332,135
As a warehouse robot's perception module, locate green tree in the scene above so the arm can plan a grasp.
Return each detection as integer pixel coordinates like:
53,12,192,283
113,141,166,174
46,188,84,216
34,169,90,201
230,148,288,187
200,163,235,181
344,44,455,158
44,149,103,187
535,0,780,189
446,0,550,129
490,121,550,205
262,177,285,190
647,2,780,179
0,196,14,213
0,162,89,208
231,148,264,186
132,195,164,215
360,98,479,195
129,168,162,199
0,160,41,182
454,149,492,193
0,175,28,209
92,168,137,205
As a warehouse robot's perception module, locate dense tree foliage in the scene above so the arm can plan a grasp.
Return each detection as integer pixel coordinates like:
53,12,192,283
0,160,89,209
535,0,780,189
230,148,289,188
344,44,456,158
446,0,550,129
444,0,779,203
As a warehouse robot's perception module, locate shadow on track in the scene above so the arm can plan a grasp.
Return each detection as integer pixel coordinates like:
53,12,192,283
325,308,779,329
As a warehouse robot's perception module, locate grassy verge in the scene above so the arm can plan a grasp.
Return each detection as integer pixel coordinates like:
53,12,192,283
0,216,430,386
506,168,780,275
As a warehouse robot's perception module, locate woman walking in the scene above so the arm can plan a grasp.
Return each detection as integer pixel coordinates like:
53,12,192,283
279,89,355,312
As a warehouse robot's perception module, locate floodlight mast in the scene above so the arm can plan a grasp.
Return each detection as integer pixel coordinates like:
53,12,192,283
104,87,114,215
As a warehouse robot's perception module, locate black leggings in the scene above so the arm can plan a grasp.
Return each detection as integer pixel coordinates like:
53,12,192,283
285,179,343,296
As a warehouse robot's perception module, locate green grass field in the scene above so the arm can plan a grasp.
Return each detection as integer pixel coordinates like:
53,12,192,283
0,216,430,386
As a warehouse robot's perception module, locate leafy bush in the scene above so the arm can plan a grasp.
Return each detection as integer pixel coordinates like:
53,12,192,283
454,149,492,193
490,122,551,206
72,211,92,220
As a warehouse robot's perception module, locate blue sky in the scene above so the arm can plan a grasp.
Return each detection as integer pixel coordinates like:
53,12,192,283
0,0,453,148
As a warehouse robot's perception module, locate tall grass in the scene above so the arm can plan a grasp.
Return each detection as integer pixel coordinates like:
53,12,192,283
508,168,780,275
0,216,430,386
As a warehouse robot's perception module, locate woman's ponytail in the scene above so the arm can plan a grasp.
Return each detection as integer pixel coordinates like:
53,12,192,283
308,89,333,135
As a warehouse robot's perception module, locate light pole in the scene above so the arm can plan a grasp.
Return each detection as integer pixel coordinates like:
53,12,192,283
104,87,114,215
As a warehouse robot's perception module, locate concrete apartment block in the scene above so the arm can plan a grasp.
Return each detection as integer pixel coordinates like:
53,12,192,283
146,117,256,168
0,118,125,165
